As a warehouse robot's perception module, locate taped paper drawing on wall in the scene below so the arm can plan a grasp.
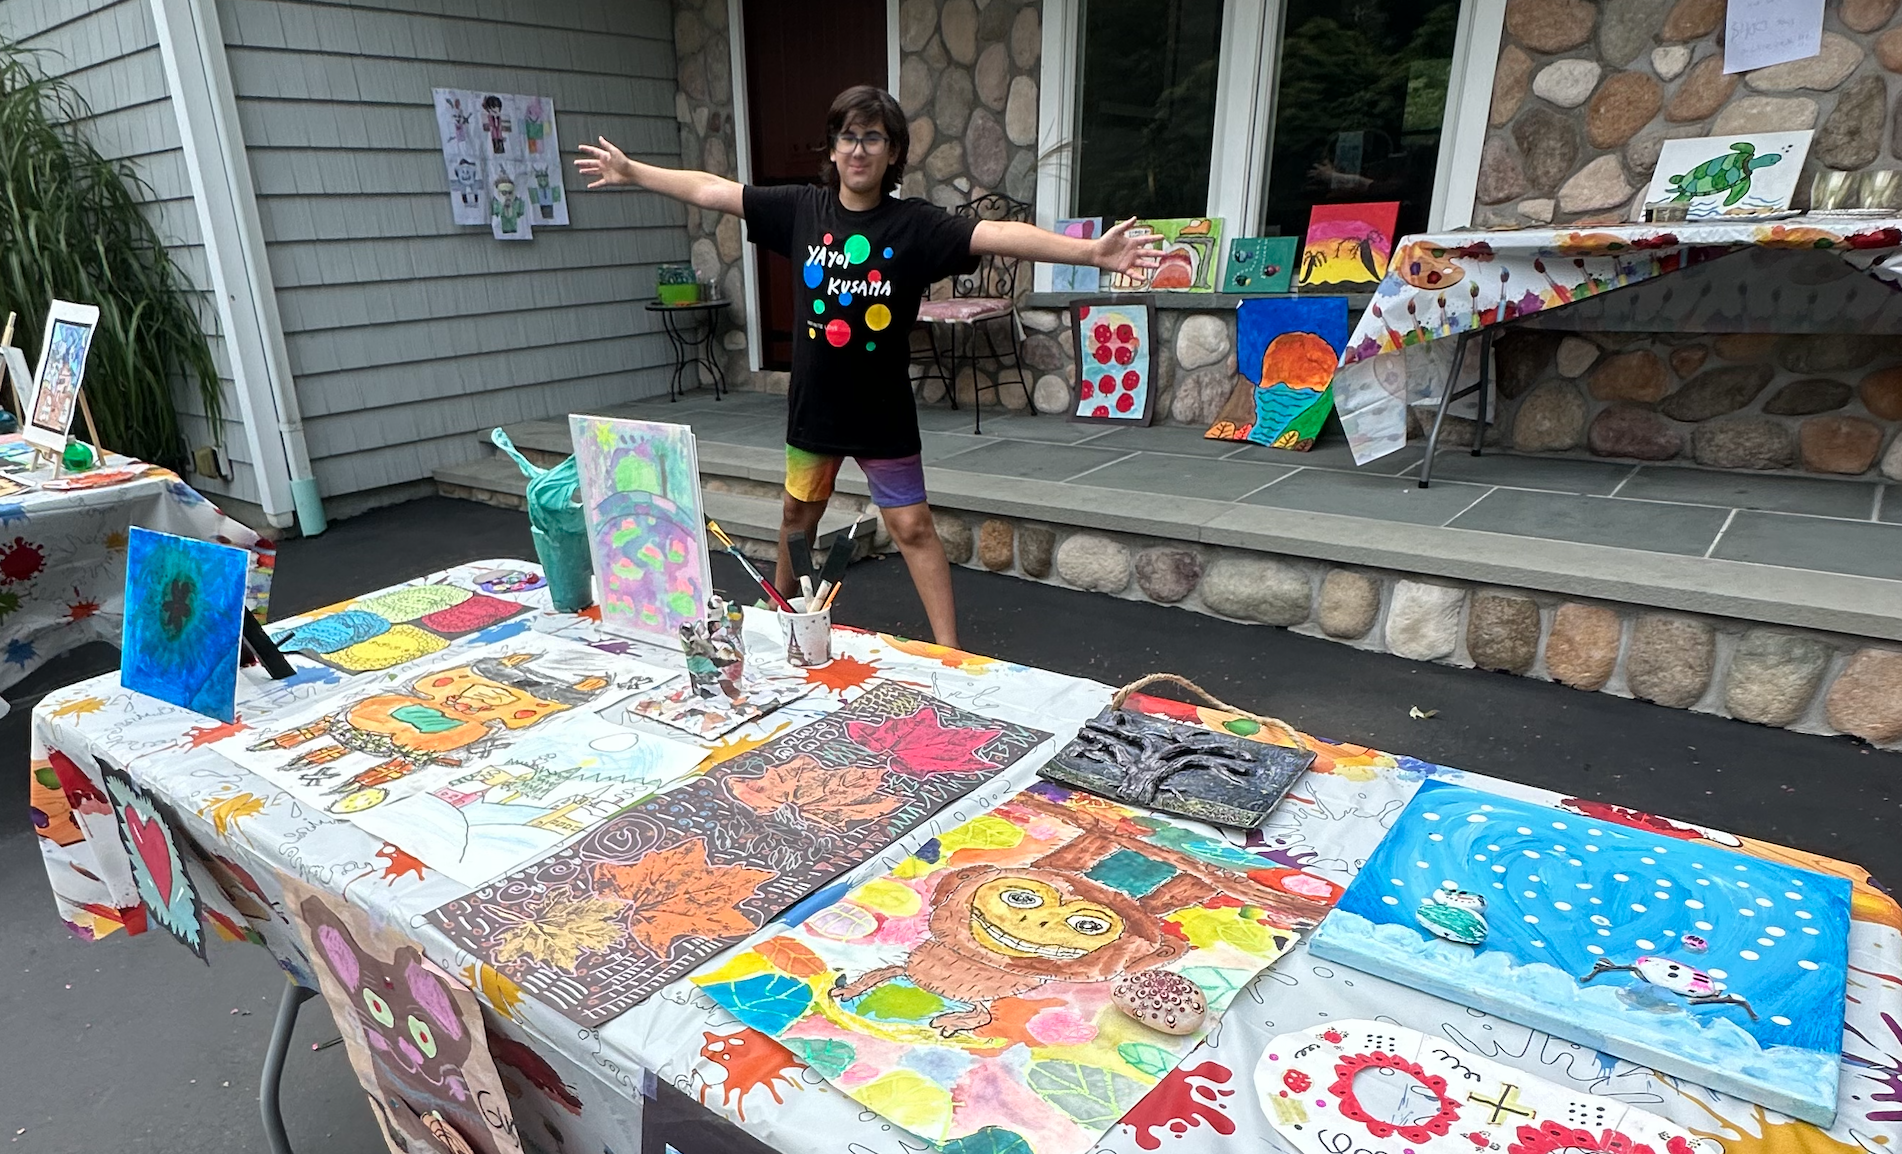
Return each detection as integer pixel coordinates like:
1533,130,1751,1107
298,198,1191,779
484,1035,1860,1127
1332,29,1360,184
432,88,487,226
281,875,525,1154
25,299,100,453
1307,781,1851,1126
1107,217,1224,292
1298,202,1399,290
433,88,565,231
570,415,712,646
1204,297,1350,451
490,159,533,242
1069,298,1158,425
431,682,1051,1026
697,780,1338,1154
1254,1020,1703,1154
1050,218,1103,292
1644,131,1812,220
120,527,249,723
270,580,531,673
1221,236,1297,294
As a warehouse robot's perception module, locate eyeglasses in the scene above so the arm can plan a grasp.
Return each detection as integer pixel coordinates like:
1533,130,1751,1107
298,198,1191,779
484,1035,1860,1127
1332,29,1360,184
832,132,890,156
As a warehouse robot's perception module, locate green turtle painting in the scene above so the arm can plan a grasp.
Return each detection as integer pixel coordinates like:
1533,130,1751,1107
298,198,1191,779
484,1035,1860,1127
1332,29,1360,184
1668,142,1783,207
1415,881,1489,945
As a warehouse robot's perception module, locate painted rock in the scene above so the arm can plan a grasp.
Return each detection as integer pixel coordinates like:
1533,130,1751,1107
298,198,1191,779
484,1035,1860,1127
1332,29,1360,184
1682,933,1709,954
1112,970,1208,1035
1415,882,1489,946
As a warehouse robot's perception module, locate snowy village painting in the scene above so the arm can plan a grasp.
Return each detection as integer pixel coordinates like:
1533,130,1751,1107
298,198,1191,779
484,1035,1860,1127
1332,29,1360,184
1309,780,1851,1126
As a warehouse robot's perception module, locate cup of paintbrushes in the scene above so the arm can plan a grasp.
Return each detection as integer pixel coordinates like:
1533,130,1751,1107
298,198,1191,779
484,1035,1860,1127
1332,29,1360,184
779,600,831,667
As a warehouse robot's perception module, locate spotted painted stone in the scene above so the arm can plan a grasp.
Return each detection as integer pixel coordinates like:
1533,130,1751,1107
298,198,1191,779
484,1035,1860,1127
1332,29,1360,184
1112,969,1207,1035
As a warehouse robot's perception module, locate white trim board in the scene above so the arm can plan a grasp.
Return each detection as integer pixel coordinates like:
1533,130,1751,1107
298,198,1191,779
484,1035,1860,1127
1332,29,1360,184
727,0,762,375
1432,0,1506,230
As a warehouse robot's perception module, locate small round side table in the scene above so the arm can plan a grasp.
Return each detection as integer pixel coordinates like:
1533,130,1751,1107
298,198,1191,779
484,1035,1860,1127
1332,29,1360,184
645,298,730,401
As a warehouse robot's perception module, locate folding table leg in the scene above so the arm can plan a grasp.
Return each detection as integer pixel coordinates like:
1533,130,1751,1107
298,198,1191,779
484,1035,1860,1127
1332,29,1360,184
1419,331,1472,490
1472,329,1493,457
261,981,318,1154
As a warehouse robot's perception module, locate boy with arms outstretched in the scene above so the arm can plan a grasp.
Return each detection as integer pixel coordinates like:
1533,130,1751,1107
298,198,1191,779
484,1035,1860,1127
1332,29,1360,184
578,85,1156,647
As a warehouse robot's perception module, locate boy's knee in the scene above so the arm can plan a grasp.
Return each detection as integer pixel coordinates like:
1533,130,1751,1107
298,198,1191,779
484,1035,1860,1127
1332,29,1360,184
884,508,936,549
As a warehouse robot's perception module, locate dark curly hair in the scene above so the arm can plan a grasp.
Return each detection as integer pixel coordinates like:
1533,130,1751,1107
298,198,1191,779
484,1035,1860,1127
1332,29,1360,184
818,85,909,196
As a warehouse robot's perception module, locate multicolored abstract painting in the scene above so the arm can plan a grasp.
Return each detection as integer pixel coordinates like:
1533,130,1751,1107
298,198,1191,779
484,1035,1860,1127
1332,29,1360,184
1069,298,1157,425
281,875,525,1154
1221,236,1297,294
1050,218,1103,292
120,527,248,722
1204,297,1349,450
697,781,1329,1154
271,581,530,673
1309,781,1851,1126
101,762,209,960
431,683,1050,1026
570,415,711,645
1298,201,1399,289
1106,217,1224,292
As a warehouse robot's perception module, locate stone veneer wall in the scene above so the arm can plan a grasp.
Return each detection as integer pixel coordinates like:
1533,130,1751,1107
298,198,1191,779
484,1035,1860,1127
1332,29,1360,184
1497,329,1902,477
1479,0,1902,227
1016,306,1243,425
911,511,1902,749
894,0,1044,208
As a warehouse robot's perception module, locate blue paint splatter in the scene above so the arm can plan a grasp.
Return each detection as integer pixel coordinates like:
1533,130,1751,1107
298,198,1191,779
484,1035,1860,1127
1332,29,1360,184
0,504,28,526
471,619,531,645
5,638,36,666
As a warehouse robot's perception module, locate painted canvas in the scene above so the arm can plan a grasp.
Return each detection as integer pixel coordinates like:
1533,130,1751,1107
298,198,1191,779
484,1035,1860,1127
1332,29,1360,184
431,683,1051,1025
1050,218,1103,292
1205,297,1350,450
271,581,531,673
1308,781,1851,1126
1106,217,1224,292
571,415,712,646
1298,202,1400,289
120,527,249,723
1254,1020,1702,1154
1069,298,1158,425
26,300,100,452
1221,236,1298,294
281,875,525,1154
100,762,209,960
1645,131,1812,219
212,634,669,822
696,780,1325,1154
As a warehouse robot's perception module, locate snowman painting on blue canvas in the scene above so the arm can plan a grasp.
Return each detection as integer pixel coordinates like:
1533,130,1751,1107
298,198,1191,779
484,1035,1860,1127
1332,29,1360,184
1309,780,1849,1127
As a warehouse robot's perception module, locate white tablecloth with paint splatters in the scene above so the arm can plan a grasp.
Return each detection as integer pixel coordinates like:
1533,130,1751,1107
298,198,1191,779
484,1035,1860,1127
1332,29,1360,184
31,559,1902,1154
0,451,272,706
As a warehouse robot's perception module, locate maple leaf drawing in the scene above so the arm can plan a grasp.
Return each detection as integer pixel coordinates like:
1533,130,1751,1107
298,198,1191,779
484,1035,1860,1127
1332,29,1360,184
592,838,772,959
726,755,902,831
844,705,1002,778
197,790,266,838
492,895,627,973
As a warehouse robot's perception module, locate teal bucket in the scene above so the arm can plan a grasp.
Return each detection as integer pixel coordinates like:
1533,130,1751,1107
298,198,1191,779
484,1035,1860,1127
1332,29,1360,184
532,525,594,613
492,427,594,613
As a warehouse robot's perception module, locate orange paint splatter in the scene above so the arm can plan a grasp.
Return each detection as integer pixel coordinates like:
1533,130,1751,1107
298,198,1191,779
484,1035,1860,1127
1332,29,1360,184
577,605,602,622
803,654,879,692
880,634,996,670
185,719,250,748
64,592,101,622
377,843,427,883
1684,1099,1864,1154
698,1029,802,1120
698,723,789,771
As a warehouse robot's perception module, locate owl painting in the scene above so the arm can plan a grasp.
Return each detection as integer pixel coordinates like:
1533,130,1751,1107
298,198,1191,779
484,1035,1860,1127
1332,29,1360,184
285,878,523,1154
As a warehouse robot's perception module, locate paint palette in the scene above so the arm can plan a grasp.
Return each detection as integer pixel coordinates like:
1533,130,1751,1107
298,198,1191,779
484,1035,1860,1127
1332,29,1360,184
1255,1021,1702,1154
1309,781,1851,1125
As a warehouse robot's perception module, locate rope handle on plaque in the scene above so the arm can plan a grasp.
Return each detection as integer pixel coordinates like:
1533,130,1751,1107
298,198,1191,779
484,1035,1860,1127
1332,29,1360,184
1109,672,1309,750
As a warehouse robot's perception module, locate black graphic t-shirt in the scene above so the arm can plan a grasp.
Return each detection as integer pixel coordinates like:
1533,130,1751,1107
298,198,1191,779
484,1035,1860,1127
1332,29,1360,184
743,184,979,458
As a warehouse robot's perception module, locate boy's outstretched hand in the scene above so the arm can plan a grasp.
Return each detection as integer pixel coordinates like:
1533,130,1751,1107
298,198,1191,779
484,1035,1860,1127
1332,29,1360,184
575,137,637,188
1093,217,1164,274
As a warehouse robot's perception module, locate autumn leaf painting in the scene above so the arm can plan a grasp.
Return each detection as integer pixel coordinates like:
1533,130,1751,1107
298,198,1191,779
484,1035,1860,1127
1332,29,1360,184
593,838,773,959
845,705,1002,779
492,894,627,972
727,756,902,830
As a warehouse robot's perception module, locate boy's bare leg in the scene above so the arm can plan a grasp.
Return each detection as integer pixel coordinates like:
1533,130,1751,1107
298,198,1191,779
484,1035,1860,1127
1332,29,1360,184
878,501,958,649
777,491,828,601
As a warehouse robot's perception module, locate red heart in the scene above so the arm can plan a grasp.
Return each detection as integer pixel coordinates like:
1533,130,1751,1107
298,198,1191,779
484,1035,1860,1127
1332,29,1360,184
124,806,175,906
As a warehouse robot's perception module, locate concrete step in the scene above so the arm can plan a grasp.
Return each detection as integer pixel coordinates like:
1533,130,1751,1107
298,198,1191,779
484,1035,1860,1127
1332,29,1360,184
432,454,527,510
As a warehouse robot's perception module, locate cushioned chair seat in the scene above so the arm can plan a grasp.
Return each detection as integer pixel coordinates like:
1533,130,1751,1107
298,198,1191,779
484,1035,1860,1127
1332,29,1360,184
917,297,1014,324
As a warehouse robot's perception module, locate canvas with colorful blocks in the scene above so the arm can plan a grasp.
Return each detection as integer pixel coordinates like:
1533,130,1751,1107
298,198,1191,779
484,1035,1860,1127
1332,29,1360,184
1204,297,1349,450
697,780,1341,1154
1106,217,1224,292
570,415,711,646
1308,780,1851,1126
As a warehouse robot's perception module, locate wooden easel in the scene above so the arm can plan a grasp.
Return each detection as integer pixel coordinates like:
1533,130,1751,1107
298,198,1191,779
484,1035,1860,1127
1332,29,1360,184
1,310,108,475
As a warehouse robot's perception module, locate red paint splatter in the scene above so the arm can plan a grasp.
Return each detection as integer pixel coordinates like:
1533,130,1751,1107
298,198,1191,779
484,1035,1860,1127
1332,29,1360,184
1120,1061,1237,1150
377,843,427,883
698,1029,801,1121
0,538,44,583
64,592,101,622
186,719,250,748
1321,1028,1344,1044
1283,1069,1311,1093
1469,1133,1494,1148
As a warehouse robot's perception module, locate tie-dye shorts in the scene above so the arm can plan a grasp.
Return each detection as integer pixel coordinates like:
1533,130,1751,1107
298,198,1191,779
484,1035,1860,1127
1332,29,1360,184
784,445,927,508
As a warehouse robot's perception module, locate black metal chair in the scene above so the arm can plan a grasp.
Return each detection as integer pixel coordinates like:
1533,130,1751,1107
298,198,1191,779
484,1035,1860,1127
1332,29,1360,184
911,192,1035,433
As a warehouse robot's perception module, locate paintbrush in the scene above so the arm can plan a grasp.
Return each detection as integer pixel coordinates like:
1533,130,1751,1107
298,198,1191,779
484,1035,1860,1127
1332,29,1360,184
787,530,816,582
811,511,869,605
705,519,796,612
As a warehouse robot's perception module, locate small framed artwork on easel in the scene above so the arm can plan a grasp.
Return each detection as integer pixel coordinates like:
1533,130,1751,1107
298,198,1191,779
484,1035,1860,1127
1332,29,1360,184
24,300,101,455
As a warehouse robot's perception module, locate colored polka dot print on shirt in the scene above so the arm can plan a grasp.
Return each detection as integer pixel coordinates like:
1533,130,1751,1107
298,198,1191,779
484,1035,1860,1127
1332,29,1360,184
812,299,825,314
844,234,870,265
882,246,894,259
865,304,891,331
840,292,854,306
803,261,823,289
825,318,851,347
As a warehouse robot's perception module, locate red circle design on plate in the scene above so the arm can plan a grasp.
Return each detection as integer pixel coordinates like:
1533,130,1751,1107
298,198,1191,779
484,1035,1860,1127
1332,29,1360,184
868,270,882,283
1094,345,1113,364
1092,405,1110,417
1122,370,1140,390
824,318,851,346
1080,380,1095,398
1093,323,1112,343
1115,392,1134,413
1115,323,1133,341
1114,346,1135,365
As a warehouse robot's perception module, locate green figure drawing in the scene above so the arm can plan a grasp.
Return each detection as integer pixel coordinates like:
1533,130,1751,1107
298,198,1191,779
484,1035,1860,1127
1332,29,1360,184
532,166,563,220
1668,142,1783,207
492,176,528,234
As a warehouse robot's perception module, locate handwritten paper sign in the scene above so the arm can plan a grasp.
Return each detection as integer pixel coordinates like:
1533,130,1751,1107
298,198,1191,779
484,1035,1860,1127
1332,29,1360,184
1724,0,1824,73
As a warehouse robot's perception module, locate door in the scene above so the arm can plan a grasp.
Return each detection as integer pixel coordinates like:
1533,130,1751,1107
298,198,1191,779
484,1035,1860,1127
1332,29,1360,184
742,0,888,370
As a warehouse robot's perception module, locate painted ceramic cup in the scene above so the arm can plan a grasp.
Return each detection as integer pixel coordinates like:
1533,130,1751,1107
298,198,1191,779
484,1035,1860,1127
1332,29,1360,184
780,604,831,667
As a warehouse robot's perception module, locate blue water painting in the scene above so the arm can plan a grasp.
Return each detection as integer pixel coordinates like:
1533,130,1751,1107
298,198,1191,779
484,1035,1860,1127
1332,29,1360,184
120,528,248,722
1310,780,1850,1126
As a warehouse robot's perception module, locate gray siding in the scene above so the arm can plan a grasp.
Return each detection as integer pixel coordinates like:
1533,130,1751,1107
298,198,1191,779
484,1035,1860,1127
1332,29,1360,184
220,0,689,498
0,0,259,503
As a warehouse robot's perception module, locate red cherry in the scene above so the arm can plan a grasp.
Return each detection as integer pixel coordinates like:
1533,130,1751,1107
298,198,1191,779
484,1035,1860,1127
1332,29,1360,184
1115,323,1133,341
1122,370,1140,390
1077,305,1091,319
1114,346,1134,365
1092,405,1110,417
1115,392,1134,413
1080,380,1095,398
1100,375,1116,395
1093,323,1112,343
1094,344,1113,364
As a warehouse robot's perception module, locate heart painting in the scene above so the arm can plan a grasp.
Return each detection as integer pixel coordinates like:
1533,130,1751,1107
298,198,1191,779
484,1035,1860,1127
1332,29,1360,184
101,762,207,960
